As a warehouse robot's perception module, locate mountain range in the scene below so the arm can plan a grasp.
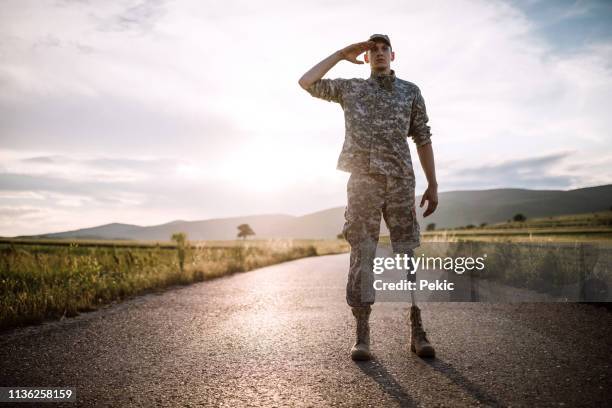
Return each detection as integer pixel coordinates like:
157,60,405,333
12,184,612,241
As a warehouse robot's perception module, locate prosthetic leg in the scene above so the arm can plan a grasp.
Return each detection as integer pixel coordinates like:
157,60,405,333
409,272,436,358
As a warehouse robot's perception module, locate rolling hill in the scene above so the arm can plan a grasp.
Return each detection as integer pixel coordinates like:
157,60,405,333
11,184,612,240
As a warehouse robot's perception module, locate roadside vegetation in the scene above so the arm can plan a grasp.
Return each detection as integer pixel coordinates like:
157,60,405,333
4,211,610,330
0,237,349,330
419,211,612,243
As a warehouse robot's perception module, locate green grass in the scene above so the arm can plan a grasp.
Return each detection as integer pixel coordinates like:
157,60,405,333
416,240,611,299
0,239,349,330
484,210,612,229
419,211,612,244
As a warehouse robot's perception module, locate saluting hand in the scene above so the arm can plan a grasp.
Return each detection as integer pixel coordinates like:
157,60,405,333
339,41,375,64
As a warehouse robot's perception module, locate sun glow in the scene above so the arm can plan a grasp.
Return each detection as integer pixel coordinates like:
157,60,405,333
215,140,330,193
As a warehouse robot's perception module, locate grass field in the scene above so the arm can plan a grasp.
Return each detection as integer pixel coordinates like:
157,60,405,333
385,212,612,300
2,211,610,330
0,238,349,330
419,211,612,244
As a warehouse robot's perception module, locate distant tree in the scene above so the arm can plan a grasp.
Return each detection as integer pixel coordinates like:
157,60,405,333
426,223,436,231
237,224,255,240
171,232,188,272
479,222,487,228
513,213,527,222
337,233,345,240
465,224,475,229
171,232,187,246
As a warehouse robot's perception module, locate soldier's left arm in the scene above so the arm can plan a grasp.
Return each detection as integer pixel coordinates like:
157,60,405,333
416,143,438,217
409,87,438,217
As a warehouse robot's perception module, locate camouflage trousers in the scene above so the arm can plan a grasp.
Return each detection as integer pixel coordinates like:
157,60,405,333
343,172,420,307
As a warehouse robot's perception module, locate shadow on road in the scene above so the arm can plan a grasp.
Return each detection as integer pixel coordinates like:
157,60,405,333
356,360,418,408
422,358,503,407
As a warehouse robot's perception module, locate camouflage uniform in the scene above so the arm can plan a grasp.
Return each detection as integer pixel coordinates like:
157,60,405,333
306,69,432,307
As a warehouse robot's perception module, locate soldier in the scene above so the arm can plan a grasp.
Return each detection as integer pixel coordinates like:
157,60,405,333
299,34,439,361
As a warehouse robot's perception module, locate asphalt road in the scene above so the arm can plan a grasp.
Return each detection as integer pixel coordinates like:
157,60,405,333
0,253,610,407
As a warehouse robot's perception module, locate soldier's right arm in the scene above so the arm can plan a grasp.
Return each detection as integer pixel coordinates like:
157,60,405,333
298,41,375,104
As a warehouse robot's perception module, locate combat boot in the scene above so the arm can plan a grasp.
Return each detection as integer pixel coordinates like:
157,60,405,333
410,305,435,358
350,306,372,361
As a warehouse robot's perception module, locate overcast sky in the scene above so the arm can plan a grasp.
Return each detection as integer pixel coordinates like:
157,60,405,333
1,0,611,237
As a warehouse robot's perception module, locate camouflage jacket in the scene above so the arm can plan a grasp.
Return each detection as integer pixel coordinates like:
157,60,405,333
305,69,432,179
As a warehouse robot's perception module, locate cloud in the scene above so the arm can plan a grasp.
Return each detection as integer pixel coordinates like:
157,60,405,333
457,151,571,175
443,152,575,189
0,93,242,156
0,0,611,236
0,206,40,218
438,151,610,190
95,0,168,33
0,149,351,235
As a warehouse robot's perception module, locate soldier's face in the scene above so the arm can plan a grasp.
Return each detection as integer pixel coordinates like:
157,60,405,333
367,41,394,70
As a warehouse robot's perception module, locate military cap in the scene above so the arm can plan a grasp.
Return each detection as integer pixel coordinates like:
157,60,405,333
368,33,391,47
